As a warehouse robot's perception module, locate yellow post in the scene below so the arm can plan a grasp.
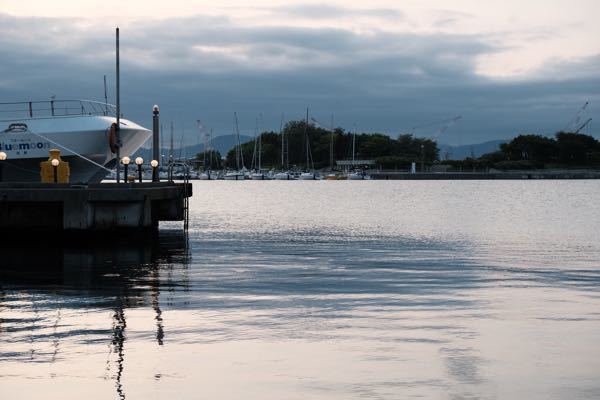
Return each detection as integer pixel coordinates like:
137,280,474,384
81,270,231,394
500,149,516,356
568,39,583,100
40,149,70,183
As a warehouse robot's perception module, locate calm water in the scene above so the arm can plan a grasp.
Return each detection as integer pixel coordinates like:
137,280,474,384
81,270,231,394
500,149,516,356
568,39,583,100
1,181,600,399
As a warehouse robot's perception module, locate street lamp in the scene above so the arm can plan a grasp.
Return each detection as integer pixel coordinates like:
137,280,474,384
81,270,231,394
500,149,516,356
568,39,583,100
121,156,130,182
151,159,159,182
135,156,144,182
0,151,7,182
51,158,60,183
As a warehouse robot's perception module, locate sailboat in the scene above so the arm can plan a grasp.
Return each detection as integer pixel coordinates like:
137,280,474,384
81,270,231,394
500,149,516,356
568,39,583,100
251,115,270,180
274,113,296,180
299,108,321,180
346,126,371,180
224,112,246,180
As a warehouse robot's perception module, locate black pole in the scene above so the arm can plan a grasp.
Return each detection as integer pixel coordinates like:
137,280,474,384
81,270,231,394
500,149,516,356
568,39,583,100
152,165,158,182
53,165,58,183
116,27,121,183
124,164,128,182
138,164,142,183
0,164,3,182
152,105,160,166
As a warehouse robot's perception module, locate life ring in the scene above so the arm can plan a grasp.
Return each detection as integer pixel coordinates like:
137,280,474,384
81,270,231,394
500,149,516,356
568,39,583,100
108,123,118,153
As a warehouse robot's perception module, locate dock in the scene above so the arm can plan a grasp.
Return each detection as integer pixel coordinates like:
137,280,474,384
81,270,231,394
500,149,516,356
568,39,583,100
0,182,191,233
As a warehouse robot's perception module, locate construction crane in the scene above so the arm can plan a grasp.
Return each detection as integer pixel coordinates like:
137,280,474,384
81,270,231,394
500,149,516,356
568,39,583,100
574,118,592,134
409,115,462,139
564,101,590,132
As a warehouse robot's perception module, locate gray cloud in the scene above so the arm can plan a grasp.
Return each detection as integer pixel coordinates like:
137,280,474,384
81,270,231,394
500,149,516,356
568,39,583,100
0,12,598,146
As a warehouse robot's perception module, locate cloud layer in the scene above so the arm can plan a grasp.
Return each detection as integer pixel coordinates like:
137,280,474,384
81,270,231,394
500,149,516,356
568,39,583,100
0,10,598,146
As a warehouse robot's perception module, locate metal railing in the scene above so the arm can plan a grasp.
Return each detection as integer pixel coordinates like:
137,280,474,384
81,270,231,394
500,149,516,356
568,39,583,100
0,99,118,121
167,161,190,231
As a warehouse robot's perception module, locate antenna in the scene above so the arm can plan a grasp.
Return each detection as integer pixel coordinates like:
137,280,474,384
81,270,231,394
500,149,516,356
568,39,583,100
103,75,108,115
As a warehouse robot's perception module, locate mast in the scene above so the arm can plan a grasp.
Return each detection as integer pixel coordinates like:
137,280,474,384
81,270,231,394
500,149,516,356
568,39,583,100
258,113,262,172
209,128,213,169
198,120,205,169
304,108,309,171
330,114,334,170
115,27,121,183
160,123,164,166
169,121,174,164
234,112,242,170
352,124,356,164
279,113,285,168
103,75,108,116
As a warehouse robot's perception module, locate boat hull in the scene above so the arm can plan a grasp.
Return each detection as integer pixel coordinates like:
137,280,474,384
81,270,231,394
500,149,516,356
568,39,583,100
0,115,150,183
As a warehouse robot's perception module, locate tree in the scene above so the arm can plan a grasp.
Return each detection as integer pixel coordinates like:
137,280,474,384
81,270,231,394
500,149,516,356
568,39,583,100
555,132,600,165
500,134,557,163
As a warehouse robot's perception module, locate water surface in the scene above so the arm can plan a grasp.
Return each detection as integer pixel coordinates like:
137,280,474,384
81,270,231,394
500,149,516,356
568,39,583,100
1,181,600,399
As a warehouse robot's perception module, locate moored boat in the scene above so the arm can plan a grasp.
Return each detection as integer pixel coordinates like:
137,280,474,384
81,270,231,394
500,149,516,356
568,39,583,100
0,99,150,183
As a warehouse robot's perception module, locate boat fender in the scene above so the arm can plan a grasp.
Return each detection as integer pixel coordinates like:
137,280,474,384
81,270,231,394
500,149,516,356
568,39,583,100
108,123,118,153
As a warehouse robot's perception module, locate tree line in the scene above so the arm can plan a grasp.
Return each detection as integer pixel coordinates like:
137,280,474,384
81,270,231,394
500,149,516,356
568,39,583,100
197,120,438,170
196,122,599,171
447,132,600,170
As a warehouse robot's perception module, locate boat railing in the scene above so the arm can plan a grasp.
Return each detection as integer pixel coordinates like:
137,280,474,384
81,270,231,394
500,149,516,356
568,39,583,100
0,99,118,121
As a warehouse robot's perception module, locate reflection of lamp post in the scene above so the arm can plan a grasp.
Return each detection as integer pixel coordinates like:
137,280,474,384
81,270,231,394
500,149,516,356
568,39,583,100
135,157,144,182
51,158,59,183
151,159,159,182
0,151,7,182
121,156,130,182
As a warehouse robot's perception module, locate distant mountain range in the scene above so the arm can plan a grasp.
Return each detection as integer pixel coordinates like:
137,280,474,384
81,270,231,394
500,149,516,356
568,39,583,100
438,140,507,160
134,134,507,162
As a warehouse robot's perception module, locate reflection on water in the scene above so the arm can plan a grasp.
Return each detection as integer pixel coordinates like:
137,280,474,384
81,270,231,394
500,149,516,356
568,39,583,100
0,232,189,399
2,181,600,399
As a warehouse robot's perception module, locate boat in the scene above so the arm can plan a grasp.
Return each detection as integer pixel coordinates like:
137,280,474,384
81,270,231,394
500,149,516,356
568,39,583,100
347,170,372,180
223,170,245,180
198,170,216,180
0,99,150,183
274,171,294,180
299,172,321,180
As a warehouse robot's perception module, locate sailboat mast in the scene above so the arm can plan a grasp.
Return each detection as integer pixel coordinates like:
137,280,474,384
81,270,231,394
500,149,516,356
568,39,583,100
330,114,334,170
169,121,174,164
234,112,241,170
258,114,262,171
209,128,213,169
160,123,164,165
305,108,309,171
352,124,356,164
279,113,285,168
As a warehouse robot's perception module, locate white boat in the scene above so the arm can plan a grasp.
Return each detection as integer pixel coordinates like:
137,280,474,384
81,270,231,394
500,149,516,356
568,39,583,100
299,172,321,180
251,172,268,180
274,171,293,180
0,99,150,183
347,171,372,180
198,171,216,180
223,171,245,180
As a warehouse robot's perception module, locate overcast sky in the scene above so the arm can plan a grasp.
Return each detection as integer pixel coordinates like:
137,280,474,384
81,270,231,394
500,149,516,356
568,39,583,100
1,0,599,145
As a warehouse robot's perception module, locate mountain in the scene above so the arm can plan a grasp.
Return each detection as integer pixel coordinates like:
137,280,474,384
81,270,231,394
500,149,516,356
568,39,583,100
438,140,507,160
133,134,253,160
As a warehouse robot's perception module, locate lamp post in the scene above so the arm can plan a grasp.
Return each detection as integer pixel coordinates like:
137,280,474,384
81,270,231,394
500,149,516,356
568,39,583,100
0,151,7,182
121,156,130,182
135,157,144,182
51,158,59,183
151,159,159,182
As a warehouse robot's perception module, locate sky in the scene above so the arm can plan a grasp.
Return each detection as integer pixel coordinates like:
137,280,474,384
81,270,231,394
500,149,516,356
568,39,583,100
1,0,599,146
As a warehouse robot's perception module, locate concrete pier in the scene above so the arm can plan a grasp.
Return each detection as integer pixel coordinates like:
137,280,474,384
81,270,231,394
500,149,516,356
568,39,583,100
0,182,191,232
